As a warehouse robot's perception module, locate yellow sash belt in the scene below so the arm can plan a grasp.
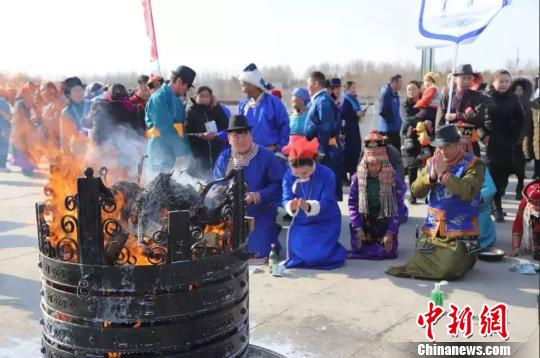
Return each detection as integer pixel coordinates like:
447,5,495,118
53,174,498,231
147,123,184,138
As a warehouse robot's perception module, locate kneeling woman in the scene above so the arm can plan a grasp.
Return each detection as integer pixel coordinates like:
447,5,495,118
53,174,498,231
348,131,403,259
282,136,347,269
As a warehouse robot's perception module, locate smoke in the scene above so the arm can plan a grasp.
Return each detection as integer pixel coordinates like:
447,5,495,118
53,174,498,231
80,102,231,242
84,129,145,185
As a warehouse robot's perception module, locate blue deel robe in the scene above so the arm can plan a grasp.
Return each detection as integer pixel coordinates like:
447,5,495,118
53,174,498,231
145,85,191,175
214,145,284,257
238,93,290,151
217,103,232,144
304,91,345,201
0,97,11,159
62,100,91,130
479,167,497,248
289,111,308,136
341,93,362,178
283,164,347,270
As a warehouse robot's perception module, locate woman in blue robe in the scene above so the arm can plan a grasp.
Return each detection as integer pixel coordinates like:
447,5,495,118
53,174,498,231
214,114,284,259
456,123,497,248
289,87,310,136
479,162,497,248
60,77,91,158
282,136,347,269
341,81,366,181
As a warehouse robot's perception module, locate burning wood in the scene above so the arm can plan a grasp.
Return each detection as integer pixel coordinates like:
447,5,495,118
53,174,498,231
135,172,200,242
38,159,234,267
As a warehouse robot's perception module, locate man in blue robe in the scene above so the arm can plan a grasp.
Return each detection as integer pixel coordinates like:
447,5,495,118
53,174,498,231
145,65,196,177
304,71,345,201
238,63,290,153
214,114,284,261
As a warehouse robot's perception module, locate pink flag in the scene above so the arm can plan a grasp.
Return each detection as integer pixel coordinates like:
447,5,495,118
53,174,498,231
141,0,158,61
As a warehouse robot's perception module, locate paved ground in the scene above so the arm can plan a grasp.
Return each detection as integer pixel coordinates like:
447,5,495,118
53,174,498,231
0,163,538,358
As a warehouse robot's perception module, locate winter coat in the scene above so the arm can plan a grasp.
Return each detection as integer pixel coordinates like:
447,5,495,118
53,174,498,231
401,98,421,168
85,99,143,145
511,78,537,160
186,101,229,172
482,86,525,166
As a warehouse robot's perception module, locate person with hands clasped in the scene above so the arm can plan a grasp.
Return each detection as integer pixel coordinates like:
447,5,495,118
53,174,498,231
282,136,347,270
387,124,484,280
348,131,404,259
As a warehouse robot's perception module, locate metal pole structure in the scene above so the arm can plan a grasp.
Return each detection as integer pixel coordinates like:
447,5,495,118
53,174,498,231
420,48,435,78
446,43,460,115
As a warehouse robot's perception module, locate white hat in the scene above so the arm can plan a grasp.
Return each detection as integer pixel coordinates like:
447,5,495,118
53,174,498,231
239,63,270,94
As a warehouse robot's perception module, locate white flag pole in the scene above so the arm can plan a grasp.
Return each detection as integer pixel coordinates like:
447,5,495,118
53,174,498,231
446,42,460,116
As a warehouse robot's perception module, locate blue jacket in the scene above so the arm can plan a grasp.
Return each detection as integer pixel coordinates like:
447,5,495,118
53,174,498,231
238,94,290,150
378,84,402,132
305,91,340,155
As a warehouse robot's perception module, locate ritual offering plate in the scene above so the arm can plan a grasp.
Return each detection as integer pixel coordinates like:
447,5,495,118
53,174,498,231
477,248,505,262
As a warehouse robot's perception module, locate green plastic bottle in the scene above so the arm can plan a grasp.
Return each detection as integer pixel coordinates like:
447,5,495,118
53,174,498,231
430,280,448,307
268,243,278,274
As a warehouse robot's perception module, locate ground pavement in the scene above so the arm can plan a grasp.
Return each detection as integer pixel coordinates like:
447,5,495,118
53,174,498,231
0,165,538,358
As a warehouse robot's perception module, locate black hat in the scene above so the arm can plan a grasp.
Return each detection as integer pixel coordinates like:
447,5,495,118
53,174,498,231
226,114,252,132
172,65,196,88
432,124,461,148
328,77,342,88
453,64,477,76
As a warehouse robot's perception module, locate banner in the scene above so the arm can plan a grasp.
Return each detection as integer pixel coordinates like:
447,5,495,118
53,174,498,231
141,0,159,62
417,0,511,47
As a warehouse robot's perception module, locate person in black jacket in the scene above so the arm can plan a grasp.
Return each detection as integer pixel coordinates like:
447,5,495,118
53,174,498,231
483,70,525,222
436,64,491,157
510,78,534,199
186,86,229,176
401,80,422,204
83,84,146,181
85,84,144,145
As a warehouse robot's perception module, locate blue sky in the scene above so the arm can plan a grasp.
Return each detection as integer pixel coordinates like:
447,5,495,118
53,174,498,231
0,0,538,78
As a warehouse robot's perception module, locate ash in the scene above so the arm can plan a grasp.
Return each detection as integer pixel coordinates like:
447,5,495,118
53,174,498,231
119,172,228,242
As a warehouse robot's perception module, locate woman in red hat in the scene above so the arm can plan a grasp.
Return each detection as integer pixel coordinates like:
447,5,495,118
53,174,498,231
348,131,403,259
282,136,347,269
511,179,540,260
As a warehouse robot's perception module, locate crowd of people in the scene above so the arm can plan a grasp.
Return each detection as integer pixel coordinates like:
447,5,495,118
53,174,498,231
0,62,539,278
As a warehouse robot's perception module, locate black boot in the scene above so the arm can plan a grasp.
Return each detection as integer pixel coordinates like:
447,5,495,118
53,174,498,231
494,198,504,223
516,183,524,201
